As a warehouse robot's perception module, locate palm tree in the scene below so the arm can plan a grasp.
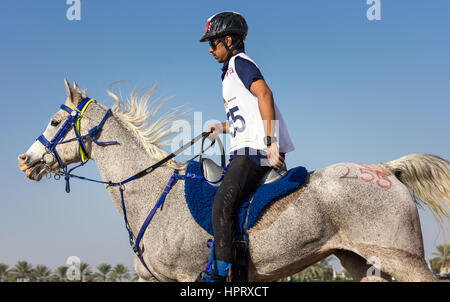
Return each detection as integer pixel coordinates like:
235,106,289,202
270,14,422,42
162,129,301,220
293,263,324,282
32,265,52,282
0,263,10,282
9,261,34,282
79,262,93,282
315,258,334,280
429,257,441,275
432,244,449,274
109,264,130,282
94,263,112,282
51,266,69,282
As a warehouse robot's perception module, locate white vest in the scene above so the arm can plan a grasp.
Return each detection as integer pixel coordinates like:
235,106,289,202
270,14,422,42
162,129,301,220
222,52,295,154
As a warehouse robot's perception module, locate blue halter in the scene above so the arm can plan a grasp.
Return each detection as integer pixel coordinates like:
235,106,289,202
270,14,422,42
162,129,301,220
37,98,118,170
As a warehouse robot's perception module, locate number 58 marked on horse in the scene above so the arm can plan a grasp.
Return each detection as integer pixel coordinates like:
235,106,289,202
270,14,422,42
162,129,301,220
336,165,392,189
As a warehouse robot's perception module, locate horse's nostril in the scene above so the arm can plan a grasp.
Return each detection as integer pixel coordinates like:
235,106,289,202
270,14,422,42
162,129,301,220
18,154,27,162
18,154,29,172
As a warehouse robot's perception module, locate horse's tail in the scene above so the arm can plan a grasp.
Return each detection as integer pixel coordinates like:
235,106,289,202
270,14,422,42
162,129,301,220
383,153,450,240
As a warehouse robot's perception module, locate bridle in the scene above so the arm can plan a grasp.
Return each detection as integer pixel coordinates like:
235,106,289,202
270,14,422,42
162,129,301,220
36,97,118,177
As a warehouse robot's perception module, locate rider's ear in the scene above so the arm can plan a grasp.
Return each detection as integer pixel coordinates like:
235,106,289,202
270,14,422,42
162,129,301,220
226,36,233,48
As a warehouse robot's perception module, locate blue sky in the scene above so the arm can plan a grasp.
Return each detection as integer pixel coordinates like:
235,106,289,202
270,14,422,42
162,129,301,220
1,0,449,274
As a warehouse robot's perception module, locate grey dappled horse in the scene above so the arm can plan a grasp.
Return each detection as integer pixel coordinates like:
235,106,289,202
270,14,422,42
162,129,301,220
18,80,450,281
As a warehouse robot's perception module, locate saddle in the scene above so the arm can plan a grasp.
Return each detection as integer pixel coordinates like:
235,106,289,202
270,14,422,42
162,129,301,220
185,160,307,234
199,134,288,187
201,157,288,187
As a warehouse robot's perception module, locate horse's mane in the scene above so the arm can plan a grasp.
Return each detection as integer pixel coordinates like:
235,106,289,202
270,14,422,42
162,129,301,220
105,83,188,170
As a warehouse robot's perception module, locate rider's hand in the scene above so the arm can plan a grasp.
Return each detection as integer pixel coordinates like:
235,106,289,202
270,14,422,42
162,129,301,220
205,123,221,141
267,143,285,170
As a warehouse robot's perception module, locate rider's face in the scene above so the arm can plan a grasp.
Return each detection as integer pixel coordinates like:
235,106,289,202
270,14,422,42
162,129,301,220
209,36,232,63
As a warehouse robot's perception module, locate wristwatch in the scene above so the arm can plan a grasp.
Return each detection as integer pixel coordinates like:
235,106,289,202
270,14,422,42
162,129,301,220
264,136,277,146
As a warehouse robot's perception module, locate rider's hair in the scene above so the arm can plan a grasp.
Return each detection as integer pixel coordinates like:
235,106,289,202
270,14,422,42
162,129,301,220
228,34,245,51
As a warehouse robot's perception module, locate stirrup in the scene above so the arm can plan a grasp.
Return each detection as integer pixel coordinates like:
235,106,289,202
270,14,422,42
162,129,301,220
196,270,227,282
196,260,232,282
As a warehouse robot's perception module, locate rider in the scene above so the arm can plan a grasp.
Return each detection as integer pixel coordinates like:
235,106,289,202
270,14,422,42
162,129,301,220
199,11,295,281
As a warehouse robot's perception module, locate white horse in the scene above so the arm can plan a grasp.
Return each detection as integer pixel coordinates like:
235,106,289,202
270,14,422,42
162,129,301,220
18,79,449,281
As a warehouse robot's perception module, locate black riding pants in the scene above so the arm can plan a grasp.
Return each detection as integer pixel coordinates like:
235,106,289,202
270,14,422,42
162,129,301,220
212,156,271,263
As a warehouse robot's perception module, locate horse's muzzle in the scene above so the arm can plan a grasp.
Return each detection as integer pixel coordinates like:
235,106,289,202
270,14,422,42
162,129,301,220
18,154,48,181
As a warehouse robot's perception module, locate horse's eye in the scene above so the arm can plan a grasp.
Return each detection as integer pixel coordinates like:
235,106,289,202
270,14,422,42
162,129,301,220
51,120,60,127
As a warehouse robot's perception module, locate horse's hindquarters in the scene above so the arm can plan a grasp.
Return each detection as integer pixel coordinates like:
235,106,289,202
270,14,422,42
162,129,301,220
247,162,430,281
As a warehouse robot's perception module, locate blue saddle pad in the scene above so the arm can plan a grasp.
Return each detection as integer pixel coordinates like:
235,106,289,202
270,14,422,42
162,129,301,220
183,160,308,235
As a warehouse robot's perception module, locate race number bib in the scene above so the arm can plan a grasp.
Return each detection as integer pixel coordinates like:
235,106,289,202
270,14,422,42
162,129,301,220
226,105,246,137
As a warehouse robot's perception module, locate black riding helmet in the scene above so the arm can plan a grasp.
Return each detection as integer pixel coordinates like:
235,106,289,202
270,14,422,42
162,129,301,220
200,11,248,42
200,12,248,61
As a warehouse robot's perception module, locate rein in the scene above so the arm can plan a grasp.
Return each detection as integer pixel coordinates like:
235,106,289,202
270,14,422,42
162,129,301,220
37,98,226,280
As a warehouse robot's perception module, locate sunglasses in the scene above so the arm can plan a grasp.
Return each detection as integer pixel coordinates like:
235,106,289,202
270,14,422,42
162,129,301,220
209,40,221,50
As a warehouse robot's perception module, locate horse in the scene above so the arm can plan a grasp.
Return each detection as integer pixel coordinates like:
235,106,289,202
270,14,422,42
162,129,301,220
17,79,450,282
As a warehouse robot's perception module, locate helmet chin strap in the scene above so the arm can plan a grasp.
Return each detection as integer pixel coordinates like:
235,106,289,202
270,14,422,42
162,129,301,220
219,37,234,61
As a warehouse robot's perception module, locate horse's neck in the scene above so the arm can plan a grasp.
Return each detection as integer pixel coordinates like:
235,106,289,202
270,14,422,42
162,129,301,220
88,105,153,181
87,104,172,220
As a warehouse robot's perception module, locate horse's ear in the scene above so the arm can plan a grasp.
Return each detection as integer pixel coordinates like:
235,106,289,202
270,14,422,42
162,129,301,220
64,78,72,99
64,78,83,108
